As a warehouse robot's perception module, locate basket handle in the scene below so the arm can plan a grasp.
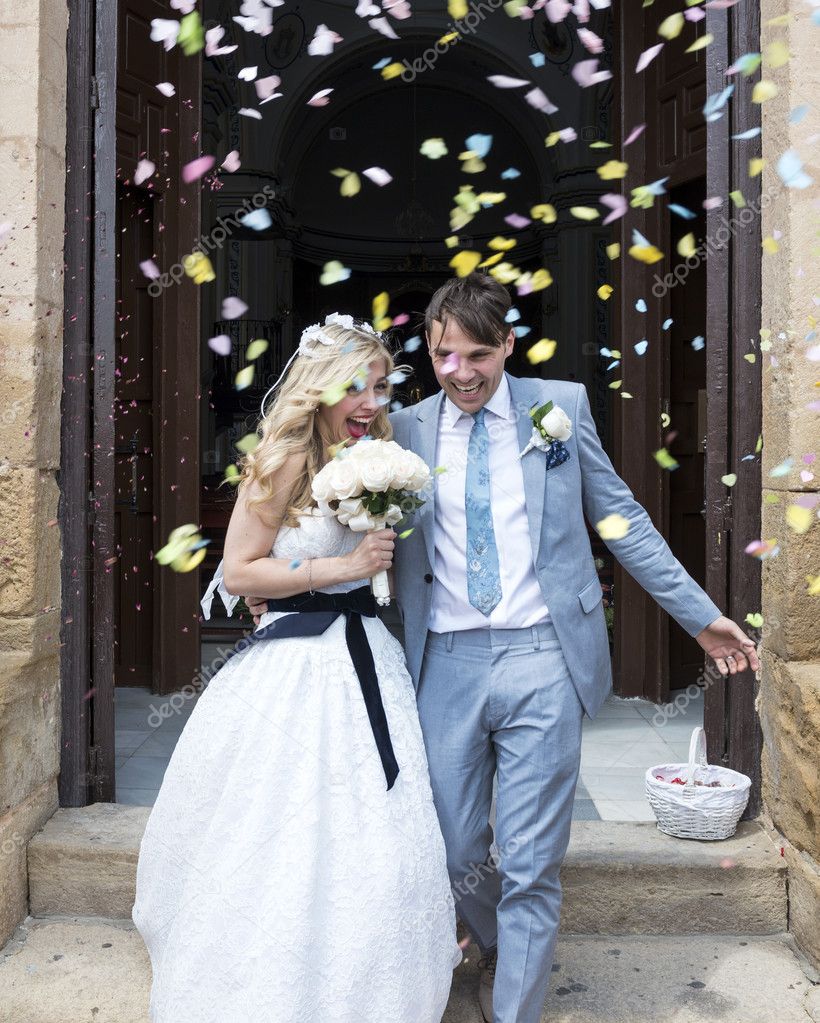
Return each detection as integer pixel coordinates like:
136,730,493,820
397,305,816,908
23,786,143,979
685,726,708,787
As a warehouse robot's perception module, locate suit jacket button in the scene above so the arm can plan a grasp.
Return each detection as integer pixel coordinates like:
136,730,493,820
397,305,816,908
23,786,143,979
424,573,433,583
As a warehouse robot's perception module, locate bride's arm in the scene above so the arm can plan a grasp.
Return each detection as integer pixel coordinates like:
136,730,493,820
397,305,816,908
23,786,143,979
222,454,359,599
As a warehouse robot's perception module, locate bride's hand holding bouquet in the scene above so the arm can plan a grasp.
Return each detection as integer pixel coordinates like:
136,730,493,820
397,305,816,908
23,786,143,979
311,438,431,605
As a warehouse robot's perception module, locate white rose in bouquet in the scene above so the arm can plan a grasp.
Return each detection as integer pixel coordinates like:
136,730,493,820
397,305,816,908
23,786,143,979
310,464,337,503
391,450,422,490
326,458,361,500
310,438,431,606
358,455,393,493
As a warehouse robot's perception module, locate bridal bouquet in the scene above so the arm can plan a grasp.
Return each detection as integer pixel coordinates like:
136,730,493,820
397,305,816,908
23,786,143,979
311,439,431,605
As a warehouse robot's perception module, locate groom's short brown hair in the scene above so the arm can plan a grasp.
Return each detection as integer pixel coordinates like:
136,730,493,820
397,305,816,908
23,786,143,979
425,272,512,351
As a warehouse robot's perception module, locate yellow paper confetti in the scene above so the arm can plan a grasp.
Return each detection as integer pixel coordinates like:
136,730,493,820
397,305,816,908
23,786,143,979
246,339,269,361
183,251,215,284
597,513,631,540
570,206,600,221
155,524,208,573
381,62,405,80
421,137,448,159
658,13,684,38
531,203,557,223
235,365,255,390
488,236,517,251
526,338,557,364
685,33,713,53
654,448,680,470
752,80,778,103
450,250,483,277
372,291,392,332
786,504,814,534
677,233,697,258
629,243,665,264
764,40,790,69
331,168,361,197
597,284,614,300
235,432,260,454
597,160,628,180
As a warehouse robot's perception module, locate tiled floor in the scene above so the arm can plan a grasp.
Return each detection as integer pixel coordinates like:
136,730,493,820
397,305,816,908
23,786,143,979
115,680,703,821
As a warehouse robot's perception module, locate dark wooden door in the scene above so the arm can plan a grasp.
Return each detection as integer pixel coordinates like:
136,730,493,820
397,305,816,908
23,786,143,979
85,0,202,801
114,183,157,687
613,0,708,701
666,177,709,689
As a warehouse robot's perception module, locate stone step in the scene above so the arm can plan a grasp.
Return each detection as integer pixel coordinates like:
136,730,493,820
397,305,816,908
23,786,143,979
27,803,788,934
1,916,817,1023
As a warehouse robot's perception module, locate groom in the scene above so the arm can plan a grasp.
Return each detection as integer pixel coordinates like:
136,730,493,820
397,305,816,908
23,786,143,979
386,272,758,1023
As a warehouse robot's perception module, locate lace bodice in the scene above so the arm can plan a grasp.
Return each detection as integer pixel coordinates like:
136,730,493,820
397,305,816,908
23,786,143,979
271,506,365,594
200,506,367,620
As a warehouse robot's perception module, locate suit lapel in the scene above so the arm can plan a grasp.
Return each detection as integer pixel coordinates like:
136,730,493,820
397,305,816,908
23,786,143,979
509,374,547,566
411,390,444,571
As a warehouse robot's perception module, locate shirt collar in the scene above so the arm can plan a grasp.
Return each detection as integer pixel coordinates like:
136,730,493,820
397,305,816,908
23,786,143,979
442,372,512,428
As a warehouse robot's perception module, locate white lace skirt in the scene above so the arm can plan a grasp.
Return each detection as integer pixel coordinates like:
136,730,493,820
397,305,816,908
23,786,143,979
132,612,461,1023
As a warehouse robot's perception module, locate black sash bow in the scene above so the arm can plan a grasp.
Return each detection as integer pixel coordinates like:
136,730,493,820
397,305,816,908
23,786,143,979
224,586,399,790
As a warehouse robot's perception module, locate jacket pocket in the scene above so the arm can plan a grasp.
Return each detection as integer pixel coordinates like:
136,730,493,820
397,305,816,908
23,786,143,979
578,576,603,614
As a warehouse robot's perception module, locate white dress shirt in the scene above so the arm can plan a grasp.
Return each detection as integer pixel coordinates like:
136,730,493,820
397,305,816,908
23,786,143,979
428,374,551,632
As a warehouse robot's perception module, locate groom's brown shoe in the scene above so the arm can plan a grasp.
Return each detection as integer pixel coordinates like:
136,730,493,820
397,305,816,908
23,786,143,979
477,948,497,1022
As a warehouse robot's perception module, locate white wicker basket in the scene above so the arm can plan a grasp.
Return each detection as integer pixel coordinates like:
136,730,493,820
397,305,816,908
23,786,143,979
645,726,751,840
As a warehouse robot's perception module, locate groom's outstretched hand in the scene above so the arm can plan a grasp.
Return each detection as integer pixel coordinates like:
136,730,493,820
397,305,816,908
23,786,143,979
245,596,268,626
695,616,760,677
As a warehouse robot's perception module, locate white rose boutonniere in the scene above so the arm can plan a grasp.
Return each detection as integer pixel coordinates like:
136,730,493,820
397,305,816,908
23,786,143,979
518,399,572,469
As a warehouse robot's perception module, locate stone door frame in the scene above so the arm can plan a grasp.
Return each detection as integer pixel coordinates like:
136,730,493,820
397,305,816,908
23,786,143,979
60,1,763,813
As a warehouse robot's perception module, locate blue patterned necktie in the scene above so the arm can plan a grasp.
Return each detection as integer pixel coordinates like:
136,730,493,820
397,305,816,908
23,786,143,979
465,407,502,616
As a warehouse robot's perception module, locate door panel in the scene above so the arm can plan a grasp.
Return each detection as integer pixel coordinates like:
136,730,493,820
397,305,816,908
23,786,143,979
114,183,157,687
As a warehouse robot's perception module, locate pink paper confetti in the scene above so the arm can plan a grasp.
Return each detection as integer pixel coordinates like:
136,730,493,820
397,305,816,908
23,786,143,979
368,17,399,39
182,155,216,183
440,353,460,376
134,159,156,186
156,82,176,97
205,26,238,57
221,296,248,320
600,193,628,225
578,28,604,53
525,87,558,113
572,59,612,88
140,259,161,280
505,213,532,229
363,166,393,186
623,124,646,146
308,24,344,55
221,150,241,173
255,75,282,101
487,74,531,89
208,334,232,356
308,88,334,107
636,44,664,74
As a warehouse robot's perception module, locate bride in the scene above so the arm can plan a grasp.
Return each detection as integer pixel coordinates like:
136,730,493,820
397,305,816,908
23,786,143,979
132,313,462,1022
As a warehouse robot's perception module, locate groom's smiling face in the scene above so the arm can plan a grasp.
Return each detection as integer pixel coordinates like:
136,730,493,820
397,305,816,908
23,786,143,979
426,317,515,414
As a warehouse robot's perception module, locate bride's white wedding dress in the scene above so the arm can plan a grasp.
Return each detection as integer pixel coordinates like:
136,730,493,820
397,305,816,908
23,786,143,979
132,505,461,1023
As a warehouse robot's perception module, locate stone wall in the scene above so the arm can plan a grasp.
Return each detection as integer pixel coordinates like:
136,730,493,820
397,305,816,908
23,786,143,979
759,0,820,972
0,0,66,945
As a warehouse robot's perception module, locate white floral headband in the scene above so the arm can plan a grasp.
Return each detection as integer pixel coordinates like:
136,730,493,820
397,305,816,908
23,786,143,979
260,312,386,417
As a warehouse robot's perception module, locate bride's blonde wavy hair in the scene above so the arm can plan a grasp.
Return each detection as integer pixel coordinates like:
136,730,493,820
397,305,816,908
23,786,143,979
237,322,409,528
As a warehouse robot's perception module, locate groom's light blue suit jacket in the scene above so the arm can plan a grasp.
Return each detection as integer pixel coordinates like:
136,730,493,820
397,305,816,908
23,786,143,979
388,372,723,720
